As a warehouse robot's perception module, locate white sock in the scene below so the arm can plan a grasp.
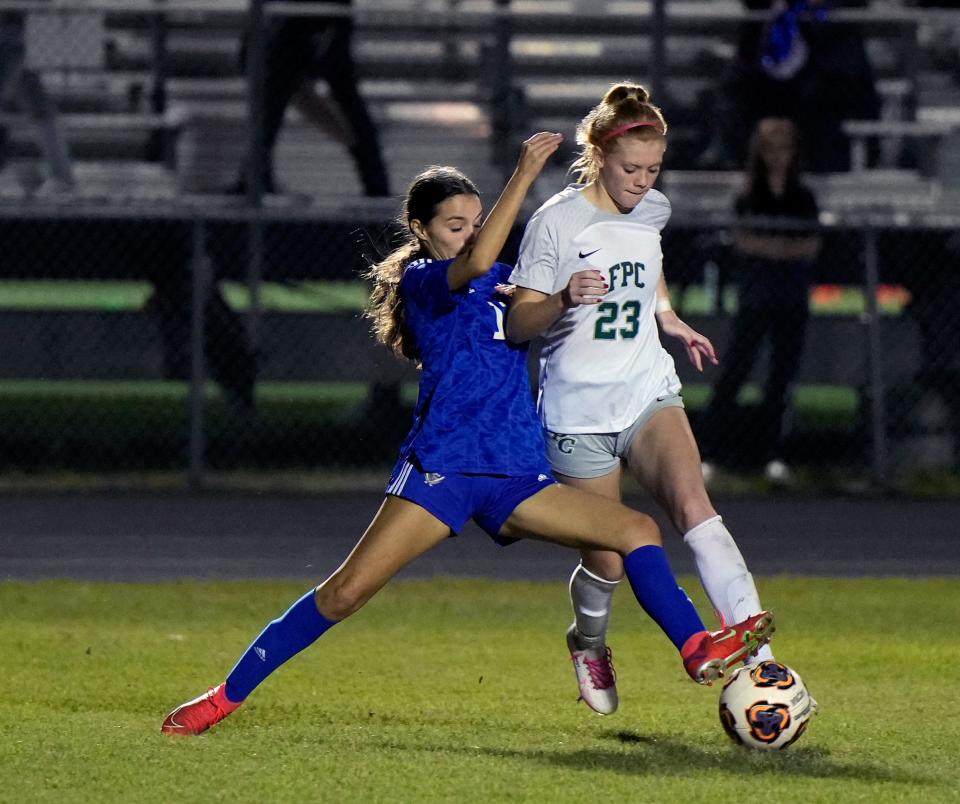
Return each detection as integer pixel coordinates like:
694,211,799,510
683,515,774,662
568,562,620,649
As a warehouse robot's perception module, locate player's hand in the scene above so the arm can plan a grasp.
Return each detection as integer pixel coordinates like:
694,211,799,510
515,132,564,180
561,269,607,307
657,313,718,371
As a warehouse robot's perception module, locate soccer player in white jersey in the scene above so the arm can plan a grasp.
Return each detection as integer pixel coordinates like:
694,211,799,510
507,83,776,716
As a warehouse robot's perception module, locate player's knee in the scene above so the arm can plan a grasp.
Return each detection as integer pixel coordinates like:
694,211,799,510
581,551,625,582
672,492,716,534
314,575,371,621
614,510,661,553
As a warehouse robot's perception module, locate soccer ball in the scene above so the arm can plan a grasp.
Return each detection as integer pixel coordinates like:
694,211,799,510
718,661,816,750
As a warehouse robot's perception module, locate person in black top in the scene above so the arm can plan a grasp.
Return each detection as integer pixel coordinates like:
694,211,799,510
699,0,880,172
698,117,821,482
234,0,390,197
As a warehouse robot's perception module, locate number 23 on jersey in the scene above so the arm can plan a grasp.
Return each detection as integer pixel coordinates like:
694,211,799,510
594,300,641,340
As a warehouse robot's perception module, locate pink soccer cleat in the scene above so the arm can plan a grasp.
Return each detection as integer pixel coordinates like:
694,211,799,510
567,625,619,715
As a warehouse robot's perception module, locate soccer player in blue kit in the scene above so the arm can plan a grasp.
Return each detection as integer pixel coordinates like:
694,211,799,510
161,132,774,736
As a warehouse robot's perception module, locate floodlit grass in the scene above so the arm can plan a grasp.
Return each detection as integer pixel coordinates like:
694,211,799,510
0,379,851,416
0,379,859,473
681,382,860,426
0,379,864,477
0,280,368,314
0,280,908,316
1,577,957,803
681,284,910,317
0,380,421,471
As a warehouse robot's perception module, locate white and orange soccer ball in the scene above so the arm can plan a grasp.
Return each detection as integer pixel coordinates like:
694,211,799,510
719,661,817,750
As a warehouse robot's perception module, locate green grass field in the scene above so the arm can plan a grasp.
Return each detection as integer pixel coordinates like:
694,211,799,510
0,279,908,316
2,577,958,803
0,379,863,475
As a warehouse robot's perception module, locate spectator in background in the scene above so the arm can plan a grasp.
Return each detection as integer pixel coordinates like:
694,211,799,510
912,0,960,84
231,0,390,197
147,254,258,415
0,11,75,195
697,118,821,484
700,0,880,172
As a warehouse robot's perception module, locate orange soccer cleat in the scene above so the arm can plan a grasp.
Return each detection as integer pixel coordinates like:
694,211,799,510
160,683,242,736
681,611,775,685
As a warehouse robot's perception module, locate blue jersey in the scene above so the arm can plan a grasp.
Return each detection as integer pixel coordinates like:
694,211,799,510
396,257,550,475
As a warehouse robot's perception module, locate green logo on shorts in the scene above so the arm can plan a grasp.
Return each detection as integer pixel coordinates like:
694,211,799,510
552,434,577,455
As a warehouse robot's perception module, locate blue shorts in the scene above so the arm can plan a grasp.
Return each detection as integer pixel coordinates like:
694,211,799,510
385,457,557,545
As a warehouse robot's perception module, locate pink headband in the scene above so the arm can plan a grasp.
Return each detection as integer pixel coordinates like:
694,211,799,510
602,120,664,142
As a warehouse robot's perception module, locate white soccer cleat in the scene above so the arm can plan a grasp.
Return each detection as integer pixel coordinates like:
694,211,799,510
566,625,619,715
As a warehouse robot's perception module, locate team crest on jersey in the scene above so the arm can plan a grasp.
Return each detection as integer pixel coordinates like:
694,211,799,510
606,260,646,289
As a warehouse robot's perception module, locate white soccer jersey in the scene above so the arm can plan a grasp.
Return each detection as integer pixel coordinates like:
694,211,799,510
510,184,681,433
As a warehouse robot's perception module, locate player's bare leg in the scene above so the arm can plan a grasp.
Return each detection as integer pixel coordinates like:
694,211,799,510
501,485,774,686
161,498,450,735
627,407,774,662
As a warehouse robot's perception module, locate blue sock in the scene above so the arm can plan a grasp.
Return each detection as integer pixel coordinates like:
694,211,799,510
225,589,337,703
623,545,705,651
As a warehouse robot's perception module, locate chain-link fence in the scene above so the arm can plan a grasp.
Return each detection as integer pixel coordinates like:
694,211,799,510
2,204,958,490
1,0,959,491
662,214,960,488
0,204,416,480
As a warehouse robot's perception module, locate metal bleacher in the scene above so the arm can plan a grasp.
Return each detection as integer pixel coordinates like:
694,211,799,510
3,0,960,489
1,0,959,215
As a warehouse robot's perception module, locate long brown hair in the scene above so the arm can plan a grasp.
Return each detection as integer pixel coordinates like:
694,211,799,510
364,166,479,361
570,82,668,184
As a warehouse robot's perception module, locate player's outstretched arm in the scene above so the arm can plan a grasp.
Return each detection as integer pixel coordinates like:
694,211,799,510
447,132,562,291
